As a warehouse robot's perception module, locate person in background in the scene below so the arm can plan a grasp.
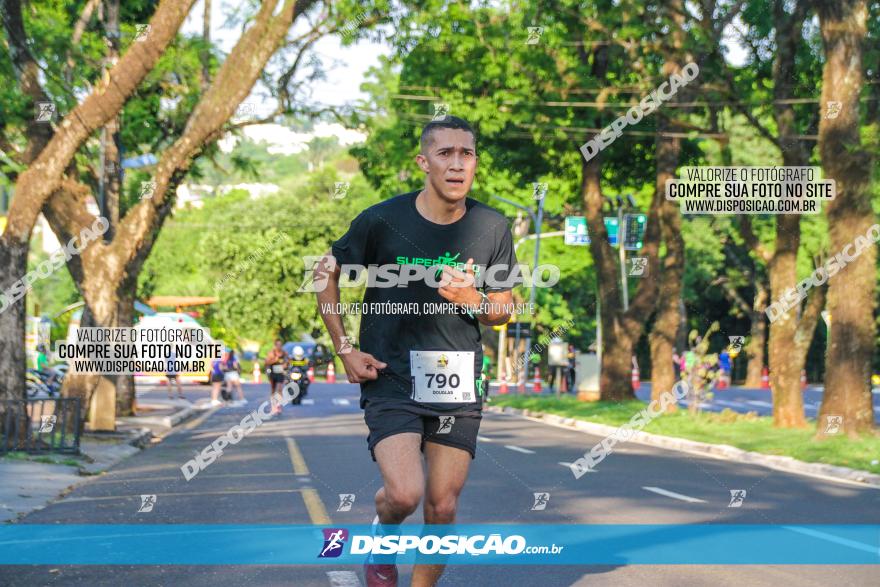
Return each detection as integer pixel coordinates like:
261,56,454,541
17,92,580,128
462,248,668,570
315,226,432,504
265,339,290,414
718,349,731,388
166,349,184,400
35,344,58,388
290,345,309,370
209,352,226,407
223,348,247,406
566,344,577,393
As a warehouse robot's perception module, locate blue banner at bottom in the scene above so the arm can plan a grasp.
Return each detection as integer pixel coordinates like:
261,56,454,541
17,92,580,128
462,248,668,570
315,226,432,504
0,525,878,565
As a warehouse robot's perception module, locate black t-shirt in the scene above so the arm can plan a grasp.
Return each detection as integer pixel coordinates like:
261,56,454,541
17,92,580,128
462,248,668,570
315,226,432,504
331,191,519,414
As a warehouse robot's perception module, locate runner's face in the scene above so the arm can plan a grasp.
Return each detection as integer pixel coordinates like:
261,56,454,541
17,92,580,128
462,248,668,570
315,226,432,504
417,129,477,202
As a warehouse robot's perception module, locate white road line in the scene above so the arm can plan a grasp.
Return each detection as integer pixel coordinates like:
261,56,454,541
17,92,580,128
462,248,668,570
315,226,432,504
504,445,535,454
326,570,362,587
642,486,706,503
714,400,745,408
746,400,773,408
332,398,351,406
301,399,315,405
783,526,879,554
477,435,494,442
558,461,594,472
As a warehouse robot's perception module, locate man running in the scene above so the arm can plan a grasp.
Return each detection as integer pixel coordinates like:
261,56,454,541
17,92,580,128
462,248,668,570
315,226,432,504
316,116,518,587
265,339,289,414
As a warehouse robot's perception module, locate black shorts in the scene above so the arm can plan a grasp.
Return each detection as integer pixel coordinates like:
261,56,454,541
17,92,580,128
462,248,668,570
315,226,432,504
364,399,482,461
269,372,287,384
210,372,224,383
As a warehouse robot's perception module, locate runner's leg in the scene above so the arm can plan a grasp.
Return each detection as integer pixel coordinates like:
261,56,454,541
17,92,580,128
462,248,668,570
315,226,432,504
411,441,472,587
372,432,424,523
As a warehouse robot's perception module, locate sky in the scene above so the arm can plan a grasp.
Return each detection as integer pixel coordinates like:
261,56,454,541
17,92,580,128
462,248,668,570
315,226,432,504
181,0,390,108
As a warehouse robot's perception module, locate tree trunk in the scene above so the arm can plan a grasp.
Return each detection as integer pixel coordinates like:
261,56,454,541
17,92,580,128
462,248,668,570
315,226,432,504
201,0,212,89
600,328,635,402
648,0,687,407
648,130,683,406
0,241,30,445
767,216,807,427
577,36,665,402
763,0,812,428
62,303,115,431
816,0,875,437
0,241,29,401
114,278,137,416
743,284,768,387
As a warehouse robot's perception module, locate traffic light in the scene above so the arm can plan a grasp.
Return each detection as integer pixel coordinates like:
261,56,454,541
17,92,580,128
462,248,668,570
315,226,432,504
603,217,619,246
623,213,647,250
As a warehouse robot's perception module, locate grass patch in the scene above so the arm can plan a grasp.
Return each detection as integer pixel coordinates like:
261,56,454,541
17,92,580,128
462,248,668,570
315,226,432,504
1,451,80,467
490,395,880,475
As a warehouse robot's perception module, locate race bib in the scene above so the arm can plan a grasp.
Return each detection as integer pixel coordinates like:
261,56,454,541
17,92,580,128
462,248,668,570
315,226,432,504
410,351,475,404
272,364,284,374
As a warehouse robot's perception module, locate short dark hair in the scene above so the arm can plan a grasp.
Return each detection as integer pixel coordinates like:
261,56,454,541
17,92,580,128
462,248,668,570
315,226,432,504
420,116,476,152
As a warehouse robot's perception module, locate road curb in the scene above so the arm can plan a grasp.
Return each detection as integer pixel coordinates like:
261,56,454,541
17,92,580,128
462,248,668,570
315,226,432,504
486,405,880,488
119,403,196,430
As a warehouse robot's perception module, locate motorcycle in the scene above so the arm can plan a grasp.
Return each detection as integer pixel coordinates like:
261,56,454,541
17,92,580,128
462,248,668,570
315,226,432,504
27,368,62,398
220,379,233,401
288,363,310,404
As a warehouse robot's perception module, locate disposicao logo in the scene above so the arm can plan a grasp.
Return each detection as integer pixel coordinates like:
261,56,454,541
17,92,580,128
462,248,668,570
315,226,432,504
319,528,349,558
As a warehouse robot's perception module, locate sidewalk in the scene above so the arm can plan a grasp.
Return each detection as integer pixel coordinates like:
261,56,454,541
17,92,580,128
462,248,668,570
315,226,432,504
0,397,197,523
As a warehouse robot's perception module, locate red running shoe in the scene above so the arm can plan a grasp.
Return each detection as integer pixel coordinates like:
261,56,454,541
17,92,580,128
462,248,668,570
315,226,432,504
364,562,398,587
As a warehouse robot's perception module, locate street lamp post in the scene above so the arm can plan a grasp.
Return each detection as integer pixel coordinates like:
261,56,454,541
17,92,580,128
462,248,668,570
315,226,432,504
609,194,638,311
618,203,628,310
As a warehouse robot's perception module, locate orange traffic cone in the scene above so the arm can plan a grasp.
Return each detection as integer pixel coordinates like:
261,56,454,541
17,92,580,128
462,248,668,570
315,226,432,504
533,367,542,393
307,366,315,383
761,367,770,389
631,365,640,391
252,362,261,384
800,369,807,390
499,375,509,394
327,362,336,384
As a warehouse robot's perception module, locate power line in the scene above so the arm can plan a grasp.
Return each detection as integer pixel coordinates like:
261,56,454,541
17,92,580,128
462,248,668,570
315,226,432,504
390,93,878,110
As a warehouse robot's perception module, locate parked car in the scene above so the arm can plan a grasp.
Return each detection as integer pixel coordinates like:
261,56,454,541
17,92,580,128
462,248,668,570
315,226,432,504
282,341,333,375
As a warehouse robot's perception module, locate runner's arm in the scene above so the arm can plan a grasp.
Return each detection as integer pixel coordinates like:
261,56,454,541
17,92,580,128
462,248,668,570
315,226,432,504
315,250,386,382
315,251,348,352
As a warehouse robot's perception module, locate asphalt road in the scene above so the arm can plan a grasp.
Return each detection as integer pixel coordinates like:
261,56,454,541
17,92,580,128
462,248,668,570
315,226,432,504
2,381,878,586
